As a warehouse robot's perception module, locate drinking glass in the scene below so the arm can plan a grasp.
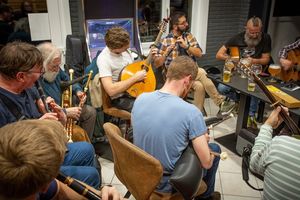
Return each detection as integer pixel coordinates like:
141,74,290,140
251,64,262,75
238,58,252,78
247,78,256,92
223,65,232,83
268,64,281,83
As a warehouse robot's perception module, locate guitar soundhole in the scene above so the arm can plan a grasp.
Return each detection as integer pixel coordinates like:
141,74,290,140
141,64,149,72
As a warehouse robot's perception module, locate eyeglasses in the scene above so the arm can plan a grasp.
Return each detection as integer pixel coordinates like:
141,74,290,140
177,21,188,26
27,68,45,75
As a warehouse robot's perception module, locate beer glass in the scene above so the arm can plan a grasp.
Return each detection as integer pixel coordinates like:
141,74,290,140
238,58,251,78
247,78,256,92
223,66,232,83
268,64,281,83
223,58,234,83
251,64,262,75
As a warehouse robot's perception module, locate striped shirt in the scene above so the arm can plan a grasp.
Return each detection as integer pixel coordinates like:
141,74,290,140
250,124,300,200
156,31,201,67
278,39,300,59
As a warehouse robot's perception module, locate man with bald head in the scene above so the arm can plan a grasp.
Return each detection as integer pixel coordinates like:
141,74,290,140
216,17,272,128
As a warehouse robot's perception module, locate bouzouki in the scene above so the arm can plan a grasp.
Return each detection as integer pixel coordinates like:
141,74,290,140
239,61,300,136
280,48,300,82
120,18,169,98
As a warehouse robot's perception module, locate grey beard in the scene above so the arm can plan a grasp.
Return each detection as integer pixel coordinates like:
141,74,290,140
244,34,261,47
43,71,58,82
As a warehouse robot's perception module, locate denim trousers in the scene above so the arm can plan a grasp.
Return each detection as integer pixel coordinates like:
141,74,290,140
217,84,258,116
60,142,101,188
200,143,221,198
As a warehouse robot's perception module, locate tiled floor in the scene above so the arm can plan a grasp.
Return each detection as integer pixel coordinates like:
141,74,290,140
98,98,263,200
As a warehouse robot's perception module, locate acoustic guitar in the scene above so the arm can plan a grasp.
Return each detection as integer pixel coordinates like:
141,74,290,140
280,48,300,82
120,18,169,98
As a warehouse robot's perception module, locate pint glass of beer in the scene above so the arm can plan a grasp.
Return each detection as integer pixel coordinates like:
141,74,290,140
247,78,256,92
223,64,232,83
268,64,281,82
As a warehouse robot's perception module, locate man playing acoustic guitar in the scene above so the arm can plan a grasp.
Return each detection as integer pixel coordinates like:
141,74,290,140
97,27,146,112
278,38,300,81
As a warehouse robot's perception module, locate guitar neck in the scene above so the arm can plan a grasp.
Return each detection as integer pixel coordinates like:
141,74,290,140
253,74,300,135
145,20,167,66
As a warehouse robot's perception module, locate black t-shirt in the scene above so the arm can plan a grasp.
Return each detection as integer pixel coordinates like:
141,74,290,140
224,31,271,59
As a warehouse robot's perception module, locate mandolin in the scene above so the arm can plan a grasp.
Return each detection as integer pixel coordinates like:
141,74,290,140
119,18,169,98
239,61,300,136
280,48,300,82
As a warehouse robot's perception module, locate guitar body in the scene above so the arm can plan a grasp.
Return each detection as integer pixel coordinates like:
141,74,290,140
120,60,156,98
280,49,300,82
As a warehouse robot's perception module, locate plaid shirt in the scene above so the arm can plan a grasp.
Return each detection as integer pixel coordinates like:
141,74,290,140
278,39,300,59
156,31,201,68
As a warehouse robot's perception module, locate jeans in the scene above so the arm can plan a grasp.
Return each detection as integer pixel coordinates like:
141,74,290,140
60,142,101,188
200,143,221,198
218,84,258,117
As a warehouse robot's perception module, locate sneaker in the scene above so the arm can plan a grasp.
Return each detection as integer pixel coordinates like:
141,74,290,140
247,116,258,129
195,191,221,200
217,98,236,118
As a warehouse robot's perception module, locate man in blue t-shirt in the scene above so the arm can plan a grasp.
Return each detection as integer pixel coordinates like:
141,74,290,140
132,56,221,199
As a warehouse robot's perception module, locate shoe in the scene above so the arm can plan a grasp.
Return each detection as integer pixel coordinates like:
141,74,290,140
247,116,258,129
217,98,236,118
195,191,221,200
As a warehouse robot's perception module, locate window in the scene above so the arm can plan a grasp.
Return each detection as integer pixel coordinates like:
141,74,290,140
138,0,208,54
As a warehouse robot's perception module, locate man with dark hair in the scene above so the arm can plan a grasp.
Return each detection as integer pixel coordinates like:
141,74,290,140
153,11,234,116
278,38,300,78
133,56,221,200
216,16,272,128
0,41,100,189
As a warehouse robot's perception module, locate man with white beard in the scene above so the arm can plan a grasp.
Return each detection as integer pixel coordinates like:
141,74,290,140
37,42,97,140
215,16,271,129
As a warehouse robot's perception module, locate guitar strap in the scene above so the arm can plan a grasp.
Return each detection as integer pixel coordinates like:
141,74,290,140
0,93,27,121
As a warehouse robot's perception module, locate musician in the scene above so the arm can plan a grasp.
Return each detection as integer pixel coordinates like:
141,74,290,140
0,42,100,189
37,42,97,140
97,26,146,112
153,11,234,116
132,56,221,200
278,38,300,72
250,106,300,199
0,119,122,200
216,16,272,128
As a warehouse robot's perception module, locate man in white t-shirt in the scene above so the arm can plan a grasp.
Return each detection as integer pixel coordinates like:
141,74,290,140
97,27,146,111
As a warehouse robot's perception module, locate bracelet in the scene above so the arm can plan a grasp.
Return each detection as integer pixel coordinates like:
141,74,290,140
185,44,190,50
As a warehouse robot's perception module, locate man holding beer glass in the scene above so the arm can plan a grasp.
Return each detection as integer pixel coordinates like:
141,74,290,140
216,16,272,129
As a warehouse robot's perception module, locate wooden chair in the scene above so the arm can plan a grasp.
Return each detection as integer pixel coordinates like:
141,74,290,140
103,122,207,200
101,85,131,138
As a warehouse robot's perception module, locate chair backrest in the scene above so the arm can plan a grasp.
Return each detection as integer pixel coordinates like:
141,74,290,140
103,122,163,200
100,85,131,120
